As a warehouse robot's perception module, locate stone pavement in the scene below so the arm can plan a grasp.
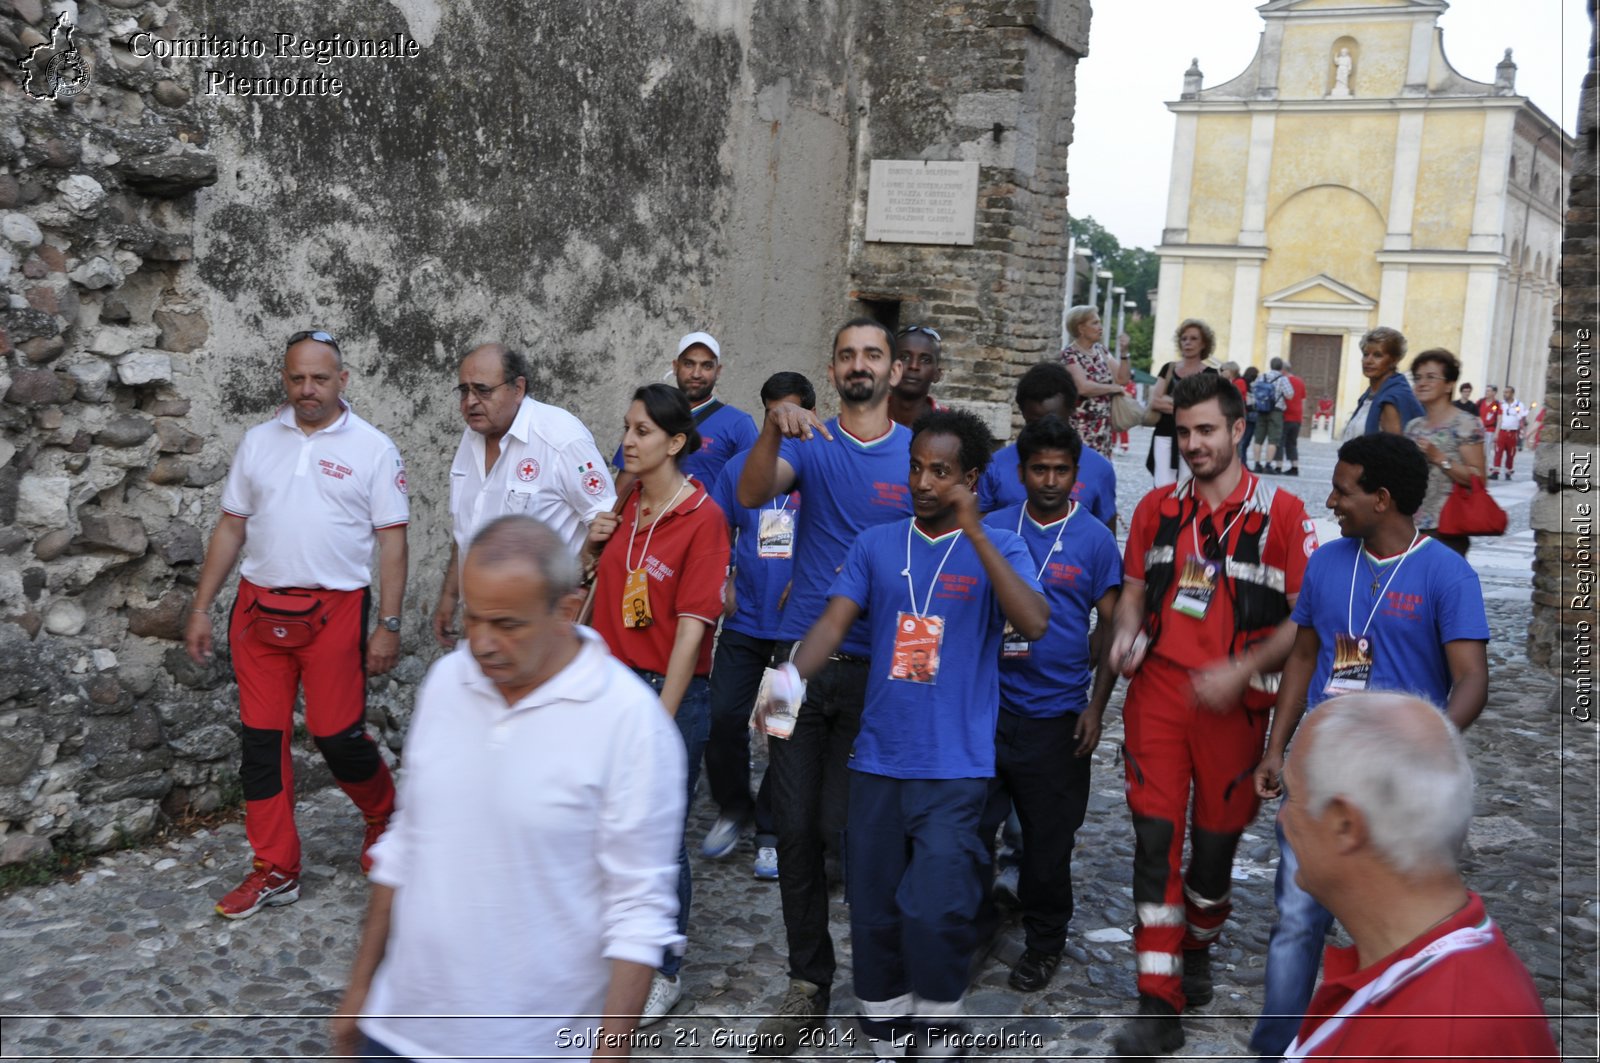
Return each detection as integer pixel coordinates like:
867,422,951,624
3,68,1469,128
2,431,1594,1061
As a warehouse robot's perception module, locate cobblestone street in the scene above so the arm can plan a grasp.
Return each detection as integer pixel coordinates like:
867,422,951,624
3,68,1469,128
2,431,1594,1061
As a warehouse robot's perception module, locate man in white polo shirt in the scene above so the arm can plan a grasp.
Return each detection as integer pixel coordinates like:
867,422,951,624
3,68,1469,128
433,342,615,647
185,329,409,920
333,515,685,1061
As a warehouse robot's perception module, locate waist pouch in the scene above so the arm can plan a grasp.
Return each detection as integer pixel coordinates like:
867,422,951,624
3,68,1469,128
248,590,328,649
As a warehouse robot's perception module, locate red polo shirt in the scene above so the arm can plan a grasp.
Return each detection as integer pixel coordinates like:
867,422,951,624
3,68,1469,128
1292,892,1556,1061
1284,374,1307,423
1124,472,1314,670
592,479,730,676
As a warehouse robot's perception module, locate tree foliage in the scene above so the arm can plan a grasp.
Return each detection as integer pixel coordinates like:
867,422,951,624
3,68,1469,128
1069,215,1160,320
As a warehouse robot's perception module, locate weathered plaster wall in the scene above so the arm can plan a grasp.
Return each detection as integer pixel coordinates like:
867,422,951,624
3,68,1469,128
0,0,1089,861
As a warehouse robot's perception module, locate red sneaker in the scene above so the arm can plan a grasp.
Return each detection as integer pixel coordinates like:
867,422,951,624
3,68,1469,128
361,815,389,875
215,861,299,920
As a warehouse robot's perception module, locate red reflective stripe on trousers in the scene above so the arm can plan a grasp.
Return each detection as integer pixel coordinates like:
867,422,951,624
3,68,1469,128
1122,654,1266,1008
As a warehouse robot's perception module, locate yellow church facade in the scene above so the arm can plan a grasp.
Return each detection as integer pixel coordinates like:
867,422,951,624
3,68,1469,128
1152,0,1571,427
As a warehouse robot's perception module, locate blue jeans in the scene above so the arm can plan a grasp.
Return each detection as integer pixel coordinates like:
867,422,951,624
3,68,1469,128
634,670,711,978
705,629,786,843
1250,816,1336,1059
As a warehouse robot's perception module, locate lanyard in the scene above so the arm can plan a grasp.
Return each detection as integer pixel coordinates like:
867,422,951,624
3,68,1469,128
1188,475,1255,561
770,493,790,513
1285,920,1497,1062
1017,502,1077,582
903,521,963,620
626,479,691,571
1345,532,1425,637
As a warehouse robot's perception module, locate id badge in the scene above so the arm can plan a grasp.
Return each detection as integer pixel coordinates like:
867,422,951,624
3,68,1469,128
622,567,654,628
1326,632,1374,694
758,509,795,559
890,612,944,684
1000,619,1031,659
1171,556,1218,620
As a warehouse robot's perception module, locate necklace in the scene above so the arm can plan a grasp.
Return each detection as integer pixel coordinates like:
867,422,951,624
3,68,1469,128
641,477,689,518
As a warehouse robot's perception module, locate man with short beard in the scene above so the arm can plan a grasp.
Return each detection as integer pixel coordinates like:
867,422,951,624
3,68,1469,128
737,318,914,1053
614,331,758,488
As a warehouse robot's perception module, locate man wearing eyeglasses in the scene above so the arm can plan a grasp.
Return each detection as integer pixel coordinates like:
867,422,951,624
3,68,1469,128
1105,371,1315,1059
435,343,616,648
185,330,407,920
888,325,947,429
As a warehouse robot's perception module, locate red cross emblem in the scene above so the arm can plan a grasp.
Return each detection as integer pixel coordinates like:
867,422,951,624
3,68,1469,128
394,470,408,494
517,458,540,482
582,471,606,496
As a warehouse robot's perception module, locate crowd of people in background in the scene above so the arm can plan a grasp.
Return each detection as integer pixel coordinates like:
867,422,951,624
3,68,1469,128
181,313,1555,1062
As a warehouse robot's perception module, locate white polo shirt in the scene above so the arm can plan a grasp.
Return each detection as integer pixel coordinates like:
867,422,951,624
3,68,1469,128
1497,401,1527,432
449,395,616,559
361,629,686,1061
220,402,409,591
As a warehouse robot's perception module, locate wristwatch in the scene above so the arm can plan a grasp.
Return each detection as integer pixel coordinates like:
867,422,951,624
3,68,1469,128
380,615,402,632
1438,459,1453,471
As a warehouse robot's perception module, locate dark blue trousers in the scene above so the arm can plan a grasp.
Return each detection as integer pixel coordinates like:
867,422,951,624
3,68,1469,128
847,772,989,1040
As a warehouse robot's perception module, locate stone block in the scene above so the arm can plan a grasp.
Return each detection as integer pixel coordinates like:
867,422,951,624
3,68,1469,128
126,589,188,641
153,80,192,108
140,395,191,417
33,244,63,271
65,359,113,402
17,474,70,527
154,418,204,453
163,646,230,691
5,307,60,341
149,521,203,565
33,529,70,561
116,350,173,386
1,213,43,248
57,175,106,217
77,797,159,851
153,309,208,352
186,461,227,488
94,413,156,448
20,335,64,363
5,368,76,406
114,153,220,198
147,457,190,485
0,832,52,866
77,510,149,555
44,599,86,636
69,256,123,290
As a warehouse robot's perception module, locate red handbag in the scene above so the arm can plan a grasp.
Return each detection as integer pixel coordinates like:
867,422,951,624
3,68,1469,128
1437,476,1507,537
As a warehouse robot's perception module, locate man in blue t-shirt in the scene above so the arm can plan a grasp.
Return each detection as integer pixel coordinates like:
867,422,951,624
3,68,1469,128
977,362,1117,531
701,372,814,880
612,331,758,489
766,411,1047,1054
735,318,914,1050
1247,432,1490,1060
979,415,1122,994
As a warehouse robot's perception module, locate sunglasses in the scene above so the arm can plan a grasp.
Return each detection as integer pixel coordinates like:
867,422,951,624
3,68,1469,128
897,325,941,342
287,329,341,353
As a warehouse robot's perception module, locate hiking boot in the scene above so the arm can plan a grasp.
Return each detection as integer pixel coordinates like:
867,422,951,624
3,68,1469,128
701,814,745,859
1181,947,1213,1007
360,815,389,875
753,845,779,881
1008,948,1063,992
1111,995,1185,1058
754,979,827,1056
638,972,682,1027
215,861,299,920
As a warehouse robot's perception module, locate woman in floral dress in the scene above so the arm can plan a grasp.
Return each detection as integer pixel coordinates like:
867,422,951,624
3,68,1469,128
1058,305,1130,458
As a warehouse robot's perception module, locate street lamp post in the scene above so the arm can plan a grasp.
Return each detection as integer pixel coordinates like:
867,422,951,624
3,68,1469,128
1099,270,1115,351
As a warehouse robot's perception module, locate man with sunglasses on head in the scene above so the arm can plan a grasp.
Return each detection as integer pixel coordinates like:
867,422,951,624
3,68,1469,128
1104,372,1317,1059
185,329,408,920
888,325,947,429
434,343,616,648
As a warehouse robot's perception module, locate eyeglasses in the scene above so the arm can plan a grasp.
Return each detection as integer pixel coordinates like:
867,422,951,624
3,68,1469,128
453,381,513,401
897,325,941,342
287,329,340,352
1411,373,1447,384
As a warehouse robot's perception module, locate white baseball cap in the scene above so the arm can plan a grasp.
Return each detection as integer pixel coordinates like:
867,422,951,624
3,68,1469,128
677,331,721,361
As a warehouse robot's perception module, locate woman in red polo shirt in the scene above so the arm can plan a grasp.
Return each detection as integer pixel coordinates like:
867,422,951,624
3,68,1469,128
585,382,731,1023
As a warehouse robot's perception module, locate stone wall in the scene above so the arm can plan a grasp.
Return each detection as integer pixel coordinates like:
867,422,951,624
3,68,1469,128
0,0,1088,863
1530,0,1600,681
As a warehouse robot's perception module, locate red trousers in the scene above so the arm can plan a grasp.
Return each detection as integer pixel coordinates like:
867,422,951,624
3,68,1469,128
1494,429,1519,472
1122,654,1266,1010
229,579,395,876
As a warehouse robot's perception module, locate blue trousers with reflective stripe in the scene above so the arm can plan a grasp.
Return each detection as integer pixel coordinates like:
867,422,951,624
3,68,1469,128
847,772,989,1037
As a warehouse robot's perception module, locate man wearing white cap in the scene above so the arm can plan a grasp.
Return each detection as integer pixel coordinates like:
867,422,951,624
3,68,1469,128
614,331,758,488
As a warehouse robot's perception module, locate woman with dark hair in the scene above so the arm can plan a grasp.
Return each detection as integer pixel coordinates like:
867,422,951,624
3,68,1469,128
1145,318,1219,487
1342,326,1423,440
1404,348,1486,556
1237,366,1260,465
584,382,731,1024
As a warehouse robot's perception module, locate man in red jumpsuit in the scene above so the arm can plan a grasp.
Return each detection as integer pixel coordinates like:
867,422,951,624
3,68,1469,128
1106,371,1315,1057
